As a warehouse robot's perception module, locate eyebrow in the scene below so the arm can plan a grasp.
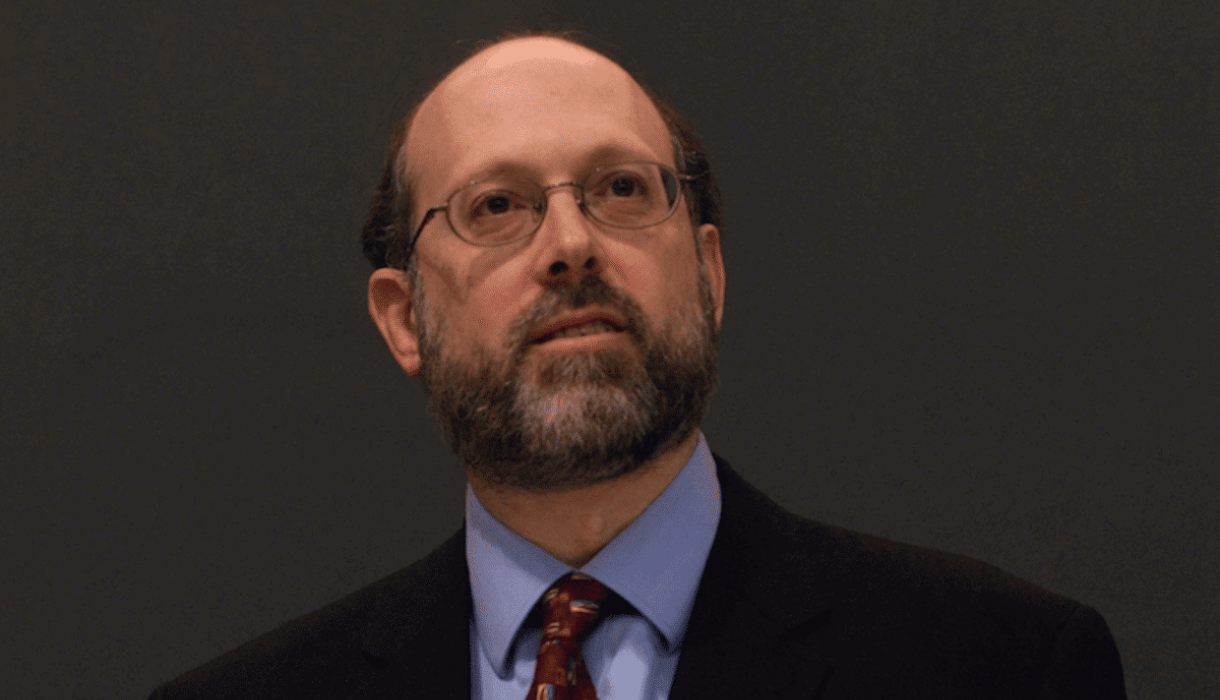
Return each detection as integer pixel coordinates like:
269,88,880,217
456,143,662,186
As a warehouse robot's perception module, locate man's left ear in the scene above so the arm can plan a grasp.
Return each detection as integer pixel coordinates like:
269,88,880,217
698,223,726,329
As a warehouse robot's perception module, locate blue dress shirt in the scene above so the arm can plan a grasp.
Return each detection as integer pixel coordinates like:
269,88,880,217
466,433,721,700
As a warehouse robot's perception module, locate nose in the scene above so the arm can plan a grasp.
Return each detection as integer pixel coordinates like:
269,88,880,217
531,184,605,282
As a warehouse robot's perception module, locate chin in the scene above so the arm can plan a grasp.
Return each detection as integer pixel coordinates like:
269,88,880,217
521,384,643,439
524,343,641,388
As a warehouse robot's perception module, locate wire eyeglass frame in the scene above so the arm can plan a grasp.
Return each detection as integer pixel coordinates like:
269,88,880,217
405,161,701,262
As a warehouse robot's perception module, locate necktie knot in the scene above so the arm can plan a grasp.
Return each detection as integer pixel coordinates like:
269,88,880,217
529,573,610,700
541,573,609,643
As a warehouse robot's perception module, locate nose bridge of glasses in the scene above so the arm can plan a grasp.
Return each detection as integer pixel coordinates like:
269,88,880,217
538,180,587,209
533,180,598,234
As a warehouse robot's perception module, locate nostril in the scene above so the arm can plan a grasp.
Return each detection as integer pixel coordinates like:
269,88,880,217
549,261,569,276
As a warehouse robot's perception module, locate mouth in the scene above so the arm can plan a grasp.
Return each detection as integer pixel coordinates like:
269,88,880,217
529,311,628,345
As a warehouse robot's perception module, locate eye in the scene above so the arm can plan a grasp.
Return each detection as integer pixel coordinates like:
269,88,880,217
455,182,539,244
609,174,644,197
484,195,510,214
588,165,656,201
583,164,674,227
470,190,529,217
595,170,650,199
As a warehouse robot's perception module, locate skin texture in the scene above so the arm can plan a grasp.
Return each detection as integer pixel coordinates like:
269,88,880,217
367,37,726,568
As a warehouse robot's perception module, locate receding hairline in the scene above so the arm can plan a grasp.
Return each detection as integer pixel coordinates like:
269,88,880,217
398,36,671,208
360,32,720,271
436,35,628,95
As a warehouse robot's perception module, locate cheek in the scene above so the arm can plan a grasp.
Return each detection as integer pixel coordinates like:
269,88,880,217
648,236,703,311
419,245,531,344
609,245,701,333
473,292,520,329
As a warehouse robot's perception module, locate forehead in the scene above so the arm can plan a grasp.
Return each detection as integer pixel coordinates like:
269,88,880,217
404,38,673,201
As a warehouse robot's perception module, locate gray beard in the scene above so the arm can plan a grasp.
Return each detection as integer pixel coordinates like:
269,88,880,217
414,271,719,492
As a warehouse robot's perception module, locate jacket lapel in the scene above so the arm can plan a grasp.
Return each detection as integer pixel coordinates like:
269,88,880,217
669,457,837,700
341,456,840,700
347,528,473,700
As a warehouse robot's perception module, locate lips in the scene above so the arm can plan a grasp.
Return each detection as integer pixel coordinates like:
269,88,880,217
529,310,627,344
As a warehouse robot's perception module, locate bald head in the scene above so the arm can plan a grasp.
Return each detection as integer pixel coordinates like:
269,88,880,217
420,36,647,123
361,33,721,271
405,37,675,230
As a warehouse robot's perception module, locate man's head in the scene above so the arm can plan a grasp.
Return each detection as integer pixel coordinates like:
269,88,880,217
365,35,726,492
361,35,723,272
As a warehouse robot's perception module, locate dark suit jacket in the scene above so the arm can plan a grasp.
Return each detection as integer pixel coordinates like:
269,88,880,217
150,456,1126,699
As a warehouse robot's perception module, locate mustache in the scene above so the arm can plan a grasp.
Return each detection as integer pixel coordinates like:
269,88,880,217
504,276,647,354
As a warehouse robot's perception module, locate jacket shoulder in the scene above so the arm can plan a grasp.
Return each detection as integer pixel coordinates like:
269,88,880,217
713,453,1081,624
149,528,468,700
705,455,1125,697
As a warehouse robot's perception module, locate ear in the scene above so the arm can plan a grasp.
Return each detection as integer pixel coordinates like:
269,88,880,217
367,267,423,377
698,223,726,330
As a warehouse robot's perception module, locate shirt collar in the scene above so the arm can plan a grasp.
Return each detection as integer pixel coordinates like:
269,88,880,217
465,432,721,678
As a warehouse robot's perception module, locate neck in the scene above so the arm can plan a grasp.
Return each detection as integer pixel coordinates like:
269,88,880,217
467,430,702,569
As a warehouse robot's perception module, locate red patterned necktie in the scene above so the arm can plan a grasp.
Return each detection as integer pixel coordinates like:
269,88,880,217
526,573,611,700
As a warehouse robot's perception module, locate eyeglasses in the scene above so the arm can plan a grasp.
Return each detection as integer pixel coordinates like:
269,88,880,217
409,161,697,257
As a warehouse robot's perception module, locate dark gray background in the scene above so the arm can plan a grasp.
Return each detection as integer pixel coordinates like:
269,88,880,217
2,0,1216,698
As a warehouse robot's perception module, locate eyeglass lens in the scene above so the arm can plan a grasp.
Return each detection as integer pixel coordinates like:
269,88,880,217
449,162,681,245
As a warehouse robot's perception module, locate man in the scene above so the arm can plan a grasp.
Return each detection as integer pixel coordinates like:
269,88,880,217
150,34,1126,699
